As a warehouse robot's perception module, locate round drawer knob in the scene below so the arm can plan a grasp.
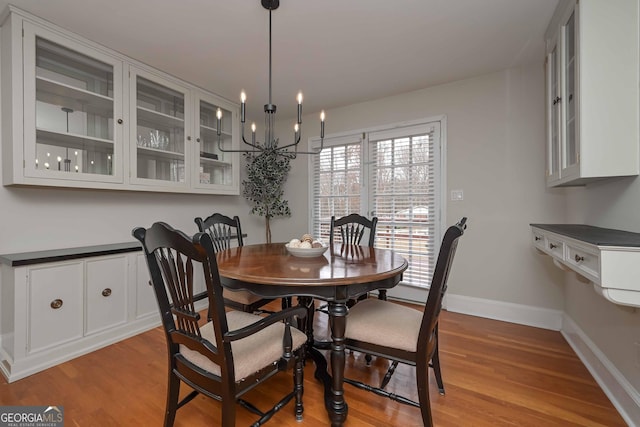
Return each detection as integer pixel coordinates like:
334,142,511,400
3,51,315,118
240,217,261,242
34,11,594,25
102,288,112,297
117,118,123,124
50,299,63,309
549,243,557,249
574,254,584,262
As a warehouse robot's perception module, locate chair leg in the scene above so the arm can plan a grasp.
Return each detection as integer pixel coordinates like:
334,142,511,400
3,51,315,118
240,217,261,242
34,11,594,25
221,385,236,427
380,360,399,389
416,360,434,427
430,325,445,395
164,371,180,427
431,341,445,395
294,348,305,421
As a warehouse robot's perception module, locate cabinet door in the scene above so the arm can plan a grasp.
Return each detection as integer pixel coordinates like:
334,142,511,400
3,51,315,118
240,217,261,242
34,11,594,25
135,254,158,319
22,21,124,184
546,46,561,184
28,262,84,353
193,92,239,193
130,67,190,189
559,7,579,180
85,255,127,335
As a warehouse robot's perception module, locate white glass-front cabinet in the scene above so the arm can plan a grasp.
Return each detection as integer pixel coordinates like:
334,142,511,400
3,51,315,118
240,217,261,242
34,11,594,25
193,93,238,191
1,6,240,195
129,68,189,189
4,18,124,186
544,0,638,187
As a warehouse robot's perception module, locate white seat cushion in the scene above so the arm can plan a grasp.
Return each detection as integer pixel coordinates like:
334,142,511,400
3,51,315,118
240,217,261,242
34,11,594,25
345,299,422,352
224,289,265,305
179,310,307,381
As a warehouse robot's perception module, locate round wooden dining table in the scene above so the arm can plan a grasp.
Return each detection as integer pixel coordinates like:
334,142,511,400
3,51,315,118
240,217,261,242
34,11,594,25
216,242,408,427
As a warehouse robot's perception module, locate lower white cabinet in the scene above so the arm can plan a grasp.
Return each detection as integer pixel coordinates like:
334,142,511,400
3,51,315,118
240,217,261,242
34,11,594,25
28,261,84,353
0,244,162,382
85,256,128,336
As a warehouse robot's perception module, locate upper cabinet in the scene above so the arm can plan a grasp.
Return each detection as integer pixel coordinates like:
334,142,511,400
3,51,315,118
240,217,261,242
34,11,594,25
1,6,240,195
544,0,639,187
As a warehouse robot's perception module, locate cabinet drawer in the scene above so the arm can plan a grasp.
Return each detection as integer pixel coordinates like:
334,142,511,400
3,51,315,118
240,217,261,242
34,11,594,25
85,256,128,335
544,235,564,258
566,243,600,283
28,262,83,353
532,230,546,251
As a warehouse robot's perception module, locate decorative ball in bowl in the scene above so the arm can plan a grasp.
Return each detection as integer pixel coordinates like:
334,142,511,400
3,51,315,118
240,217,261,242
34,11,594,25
285,236,328,258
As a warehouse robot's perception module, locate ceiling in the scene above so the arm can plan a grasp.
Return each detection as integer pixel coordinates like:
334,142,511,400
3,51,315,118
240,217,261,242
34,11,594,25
1,0,559,124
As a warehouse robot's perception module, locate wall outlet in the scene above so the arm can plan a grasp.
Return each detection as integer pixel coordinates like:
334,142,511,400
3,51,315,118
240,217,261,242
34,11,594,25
451,189,464,201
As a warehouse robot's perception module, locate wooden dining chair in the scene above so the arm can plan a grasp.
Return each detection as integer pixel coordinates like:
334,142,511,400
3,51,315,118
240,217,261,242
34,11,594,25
330,213,382,304
330,213,378,247
343,217,467,427
133,222,307,427
195,213,274,313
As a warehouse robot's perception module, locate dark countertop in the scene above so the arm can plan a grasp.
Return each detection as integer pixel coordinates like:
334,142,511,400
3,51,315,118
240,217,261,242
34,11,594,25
0,242,142,267
530,224,640,247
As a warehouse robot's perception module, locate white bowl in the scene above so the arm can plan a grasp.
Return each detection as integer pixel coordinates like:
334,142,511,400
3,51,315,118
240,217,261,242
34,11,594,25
285,243,329,258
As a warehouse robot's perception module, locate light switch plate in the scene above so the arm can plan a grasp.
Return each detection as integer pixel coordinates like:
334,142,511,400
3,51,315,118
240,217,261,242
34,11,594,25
451,189,464,201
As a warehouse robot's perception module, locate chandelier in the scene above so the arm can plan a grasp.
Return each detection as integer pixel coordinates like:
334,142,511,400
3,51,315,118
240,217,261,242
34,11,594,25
216,0,325,159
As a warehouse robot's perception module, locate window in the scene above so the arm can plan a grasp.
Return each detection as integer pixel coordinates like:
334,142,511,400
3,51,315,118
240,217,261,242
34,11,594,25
310,119,443,293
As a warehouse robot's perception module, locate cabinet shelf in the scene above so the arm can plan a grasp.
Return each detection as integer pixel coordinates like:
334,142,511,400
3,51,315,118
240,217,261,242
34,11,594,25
200,124,232,138
136,145,184,161
37,128,114,153
137,106,184,128
199,156,231,167
36,76,114,117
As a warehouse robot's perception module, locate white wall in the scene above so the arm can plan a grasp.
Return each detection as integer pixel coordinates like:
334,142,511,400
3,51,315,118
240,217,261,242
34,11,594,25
283,62,566,311
563,180,640,395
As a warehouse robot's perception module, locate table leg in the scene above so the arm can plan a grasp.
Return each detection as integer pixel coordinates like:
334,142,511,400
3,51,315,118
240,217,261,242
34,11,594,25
327,300,348,426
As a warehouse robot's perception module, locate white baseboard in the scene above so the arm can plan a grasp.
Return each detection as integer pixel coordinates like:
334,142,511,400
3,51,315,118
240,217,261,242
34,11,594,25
562,315,640,427
445,293,564,330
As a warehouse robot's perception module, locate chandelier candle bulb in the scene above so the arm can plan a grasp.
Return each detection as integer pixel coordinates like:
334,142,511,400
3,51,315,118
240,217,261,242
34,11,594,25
251,122,256,144
320,111,325,138
297,92,303,123
216,108,222,136
240,91,246,122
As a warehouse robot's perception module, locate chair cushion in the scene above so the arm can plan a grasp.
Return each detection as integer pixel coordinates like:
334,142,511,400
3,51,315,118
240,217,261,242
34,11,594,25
224,289,264,305
179,310,307,381
345,299,422,352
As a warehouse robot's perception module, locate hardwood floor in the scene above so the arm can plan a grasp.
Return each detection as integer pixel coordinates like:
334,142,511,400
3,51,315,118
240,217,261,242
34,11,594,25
0,301,626,426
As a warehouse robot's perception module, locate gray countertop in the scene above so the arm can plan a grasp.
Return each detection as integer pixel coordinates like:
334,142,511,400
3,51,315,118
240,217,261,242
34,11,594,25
0,242,142,267
530,224,640,247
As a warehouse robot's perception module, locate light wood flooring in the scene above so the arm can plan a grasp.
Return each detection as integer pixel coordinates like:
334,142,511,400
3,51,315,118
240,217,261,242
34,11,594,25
0,300,627,426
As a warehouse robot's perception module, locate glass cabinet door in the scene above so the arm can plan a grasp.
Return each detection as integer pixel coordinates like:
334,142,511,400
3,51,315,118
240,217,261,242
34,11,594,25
546,45,561,183
194,94,237,190
130,68,189,187
561,9,578,177
22,22,123,182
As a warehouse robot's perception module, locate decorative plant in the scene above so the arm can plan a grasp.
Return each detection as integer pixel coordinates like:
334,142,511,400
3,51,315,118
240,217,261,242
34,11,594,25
242,144,291,243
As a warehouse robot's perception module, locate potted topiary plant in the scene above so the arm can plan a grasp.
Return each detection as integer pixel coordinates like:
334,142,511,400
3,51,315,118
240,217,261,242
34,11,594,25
242,144,291,243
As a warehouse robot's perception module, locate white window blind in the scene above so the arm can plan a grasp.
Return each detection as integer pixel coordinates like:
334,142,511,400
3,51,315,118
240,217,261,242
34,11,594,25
311,134,363,241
